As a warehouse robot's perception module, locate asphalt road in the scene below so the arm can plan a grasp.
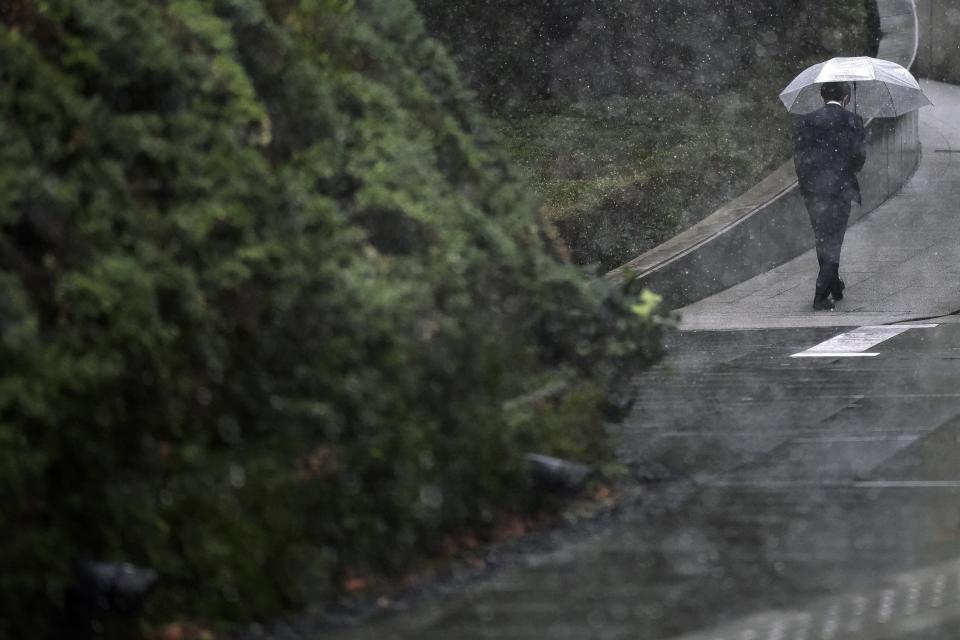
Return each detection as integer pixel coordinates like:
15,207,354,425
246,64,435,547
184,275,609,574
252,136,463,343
310,317,960,639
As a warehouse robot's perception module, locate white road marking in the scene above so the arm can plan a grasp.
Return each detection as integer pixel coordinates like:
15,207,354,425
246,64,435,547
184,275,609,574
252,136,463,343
932,573,947,608
790,352,880,358
820,604,840,639
855,480,960,488
667,558,960,640
878,588,896,623
791,435,917,444
848,595,868,632
905,580,922,615
790,324,938,358
766,619,788,640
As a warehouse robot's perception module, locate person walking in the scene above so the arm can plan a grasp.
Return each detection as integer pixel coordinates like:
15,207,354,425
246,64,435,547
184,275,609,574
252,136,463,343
793,81,867,311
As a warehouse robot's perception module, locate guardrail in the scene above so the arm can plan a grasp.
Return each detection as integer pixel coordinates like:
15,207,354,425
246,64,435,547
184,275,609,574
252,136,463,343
607,0,922,309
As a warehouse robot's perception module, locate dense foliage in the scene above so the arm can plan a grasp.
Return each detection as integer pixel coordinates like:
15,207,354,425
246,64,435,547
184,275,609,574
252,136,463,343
418,0,878,268
0,0,663,635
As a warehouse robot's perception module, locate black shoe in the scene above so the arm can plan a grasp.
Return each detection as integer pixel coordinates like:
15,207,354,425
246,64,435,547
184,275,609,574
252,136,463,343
813,295,835,311
831,279,845,301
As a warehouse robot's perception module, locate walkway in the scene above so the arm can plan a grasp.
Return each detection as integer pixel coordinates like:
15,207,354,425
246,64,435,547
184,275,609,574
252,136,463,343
679,80,960,330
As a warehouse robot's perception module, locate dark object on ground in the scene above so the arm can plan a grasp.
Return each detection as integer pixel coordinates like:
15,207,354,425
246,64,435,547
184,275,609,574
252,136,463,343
60,561,159,640
631,457,677,483
526,454,594,493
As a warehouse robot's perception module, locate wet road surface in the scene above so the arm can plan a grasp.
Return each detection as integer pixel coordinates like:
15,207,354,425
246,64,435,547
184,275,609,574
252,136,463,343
320,319,960,639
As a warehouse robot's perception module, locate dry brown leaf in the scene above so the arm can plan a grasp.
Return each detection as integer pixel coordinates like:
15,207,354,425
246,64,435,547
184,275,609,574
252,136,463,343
493,517,527,540
344,576,368,592
147,623,214,640
593,484,613,501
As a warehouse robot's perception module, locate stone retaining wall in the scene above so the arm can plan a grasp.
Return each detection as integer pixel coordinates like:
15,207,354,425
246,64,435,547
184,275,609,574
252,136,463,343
915,0,960,84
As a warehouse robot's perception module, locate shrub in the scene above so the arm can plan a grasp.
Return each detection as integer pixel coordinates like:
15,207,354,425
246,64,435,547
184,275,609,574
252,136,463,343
0,0,663,635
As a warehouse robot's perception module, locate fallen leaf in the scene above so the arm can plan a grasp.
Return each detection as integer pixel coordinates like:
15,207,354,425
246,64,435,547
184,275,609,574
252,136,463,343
493,517,527,540
344,576,368,592
301,447,333,478
157,442,174,460
440,536,459,557
147,623,214,640
593,484,613,501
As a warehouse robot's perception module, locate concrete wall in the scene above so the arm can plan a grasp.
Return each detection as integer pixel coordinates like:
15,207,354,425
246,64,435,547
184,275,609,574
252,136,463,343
915,0,960,83
608,0,923,309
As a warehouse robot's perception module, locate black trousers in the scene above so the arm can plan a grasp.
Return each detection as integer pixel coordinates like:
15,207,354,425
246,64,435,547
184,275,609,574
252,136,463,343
802,192,851,295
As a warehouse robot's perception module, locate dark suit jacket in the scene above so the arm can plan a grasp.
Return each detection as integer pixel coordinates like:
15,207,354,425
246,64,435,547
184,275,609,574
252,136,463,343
793,103,867,203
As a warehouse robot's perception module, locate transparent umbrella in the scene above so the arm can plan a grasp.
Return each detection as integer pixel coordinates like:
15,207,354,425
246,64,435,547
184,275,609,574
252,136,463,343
779,56,932,118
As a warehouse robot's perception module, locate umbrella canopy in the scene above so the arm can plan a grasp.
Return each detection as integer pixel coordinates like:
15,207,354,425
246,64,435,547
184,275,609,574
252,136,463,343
779,56,932,119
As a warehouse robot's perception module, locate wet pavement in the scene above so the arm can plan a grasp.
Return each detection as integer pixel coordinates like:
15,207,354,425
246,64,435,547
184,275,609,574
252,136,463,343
321,320,960,640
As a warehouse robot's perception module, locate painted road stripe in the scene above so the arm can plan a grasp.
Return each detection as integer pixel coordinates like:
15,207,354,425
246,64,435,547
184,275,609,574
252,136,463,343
790,351,881,358
790,324,938,358
666,556,960,640
855,480,960,488
701,479,960,489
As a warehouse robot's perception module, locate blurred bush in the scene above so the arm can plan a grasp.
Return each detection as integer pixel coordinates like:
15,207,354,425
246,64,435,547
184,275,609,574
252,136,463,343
0,0,663,635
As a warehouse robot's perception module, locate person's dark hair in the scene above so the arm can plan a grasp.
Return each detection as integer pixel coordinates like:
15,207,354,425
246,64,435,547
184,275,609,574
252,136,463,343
821,81,851,103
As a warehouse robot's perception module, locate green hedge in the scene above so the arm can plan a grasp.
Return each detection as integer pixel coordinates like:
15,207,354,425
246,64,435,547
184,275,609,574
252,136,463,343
0,0,663,635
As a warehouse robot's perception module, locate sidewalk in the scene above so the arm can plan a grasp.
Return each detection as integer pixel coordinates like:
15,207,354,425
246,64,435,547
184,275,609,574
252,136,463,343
679,79,960,330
